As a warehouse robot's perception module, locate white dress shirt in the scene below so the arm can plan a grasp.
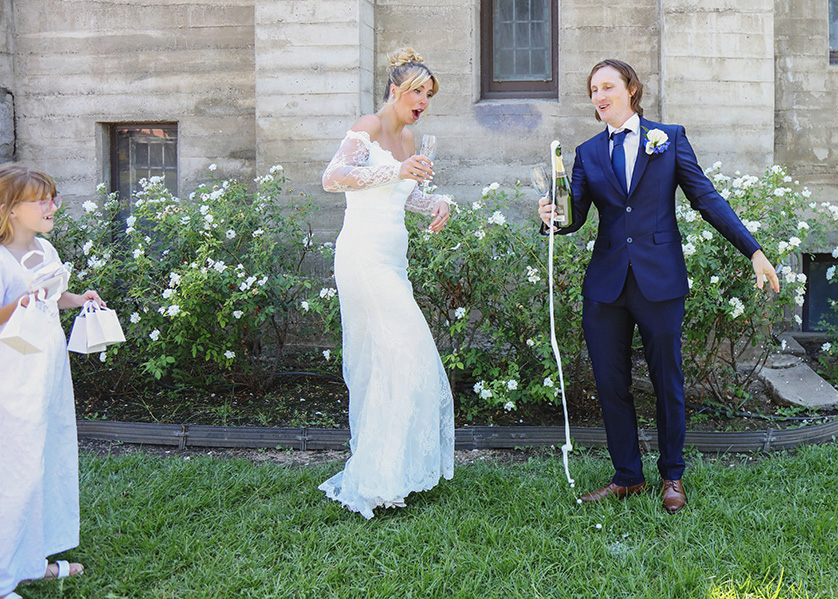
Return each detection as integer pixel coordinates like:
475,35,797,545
607,113,640,192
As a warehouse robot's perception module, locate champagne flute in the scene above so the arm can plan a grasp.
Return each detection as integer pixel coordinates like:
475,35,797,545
529,164,550,196
420,134,437,193
531,164,555,229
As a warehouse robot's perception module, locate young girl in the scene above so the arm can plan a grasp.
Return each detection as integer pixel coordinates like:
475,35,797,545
0,164,104,599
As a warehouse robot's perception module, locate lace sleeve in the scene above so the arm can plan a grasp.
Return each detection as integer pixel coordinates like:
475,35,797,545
405,186,452,216
322,130,402,192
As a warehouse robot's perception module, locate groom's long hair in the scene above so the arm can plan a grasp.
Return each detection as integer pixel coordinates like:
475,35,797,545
587,59,644,122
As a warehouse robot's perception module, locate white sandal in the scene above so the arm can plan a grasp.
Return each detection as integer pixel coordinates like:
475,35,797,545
44,560,84,579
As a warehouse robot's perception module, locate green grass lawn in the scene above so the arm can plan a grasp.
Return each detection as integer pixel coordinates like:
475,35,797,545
20,444,838,599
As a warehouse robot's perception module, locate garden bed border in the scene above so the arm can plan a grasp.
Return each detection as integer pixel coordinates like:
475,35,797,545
77,419,838,453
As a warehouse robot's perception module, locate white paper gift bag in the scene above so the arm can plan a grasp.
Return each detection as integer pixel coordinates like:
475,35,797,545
68,301,125,354
67,302,107,354
86,304,126,347
0,291,52,354
21,249,70,301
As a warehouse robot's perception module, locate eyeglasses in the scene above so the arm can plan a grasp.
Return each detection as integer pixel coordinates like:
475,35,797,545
26,195,63,213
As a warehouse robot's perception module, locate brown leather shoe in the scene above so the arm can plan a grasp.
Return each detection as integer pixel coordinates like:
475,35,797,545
579,481,646,503
662,479,687,514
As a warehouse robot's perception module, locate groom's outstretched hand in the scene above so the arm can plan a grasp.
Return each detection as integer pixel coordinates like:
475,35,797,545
751,249,780,293
428,200,450,233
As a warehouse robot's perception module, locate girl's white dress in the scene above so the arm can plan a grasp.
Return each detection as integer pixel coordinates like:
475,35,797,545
0,238,79,595
319,130,455,519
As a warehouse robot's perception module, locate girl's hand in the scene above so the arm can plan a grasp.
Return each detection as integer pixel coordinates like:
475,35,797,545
428,200,450,233
81,290,106,307
399,155,434,183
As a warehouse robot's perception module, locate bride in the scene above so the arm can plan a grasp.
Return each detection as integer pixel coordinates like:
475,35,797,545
319,48,455,519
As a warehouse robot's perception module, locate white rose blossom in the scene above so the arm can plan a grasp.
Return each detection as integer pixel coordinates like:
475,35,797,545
454,307,467,319
129,312,141,324
149,329,161,341
506,380,518,391
224,350,235,359
488,211,506,226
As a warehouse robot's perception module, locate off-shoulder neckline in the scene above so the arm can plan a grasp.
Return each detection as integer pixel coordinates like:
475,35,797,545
345,129,401,163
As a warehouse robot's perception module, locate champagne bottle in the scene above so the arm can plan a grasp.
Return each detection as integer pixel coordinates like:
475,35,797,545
550,140,573,228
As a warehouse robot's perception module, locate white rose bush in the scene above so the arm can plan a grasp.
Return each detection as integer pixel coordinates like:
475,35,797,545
52,166,320,391
678,163,829,409
51,162,831,418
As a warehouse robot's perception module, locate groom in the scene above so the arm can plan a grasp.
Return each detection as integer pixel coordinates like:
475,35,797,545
538,59,780,513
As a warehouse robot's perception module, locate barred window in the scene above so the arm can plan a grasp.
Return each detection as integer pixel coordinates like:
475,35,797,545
481,0,558,99
111,124,178,212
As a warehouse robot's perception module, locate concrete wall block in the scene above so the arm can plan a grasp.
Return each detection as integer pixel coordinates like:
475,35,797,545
665,56,773,83
256,70,361,97
262,21,363,46
664,0,772,14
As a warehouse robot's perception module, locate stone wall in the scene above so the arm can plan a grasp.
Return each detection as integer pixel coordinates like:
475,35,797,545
7,0,255,199
775,0,838,210
0,0,14,163
1,0,836,235
254,0,375,235
662,0,775,172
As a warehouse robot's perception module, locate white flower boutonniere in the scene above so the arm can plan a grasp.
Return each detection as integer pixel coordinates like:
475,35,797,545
644,128,670,155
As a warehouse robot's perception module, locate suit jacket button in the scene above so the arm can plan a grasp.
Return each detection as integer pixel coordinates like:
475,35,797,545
627,237,633,243
626,206,632,212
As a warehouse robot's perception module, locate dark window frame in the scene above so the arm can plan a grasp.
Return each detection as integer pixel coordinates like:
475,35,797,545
831,0,838,64
109,123,179,214
802,253,838,331
480,0,559,100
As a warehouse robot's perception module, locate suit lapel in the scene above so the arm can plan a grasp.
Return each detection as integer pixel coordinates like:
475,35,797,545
628,118,651,198
594,128,625,196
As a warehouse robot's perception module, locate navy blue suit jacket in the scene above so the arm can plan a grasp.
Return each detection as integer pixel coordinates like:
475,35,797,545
551,117,762,304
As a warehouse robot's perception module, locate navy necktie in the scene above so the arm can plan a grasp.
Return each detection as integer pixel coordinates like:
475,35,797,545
611,130,628,195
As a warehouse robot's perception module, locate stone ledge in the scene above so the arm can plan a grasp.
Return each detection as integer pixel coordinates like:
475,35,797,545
758,362,838,410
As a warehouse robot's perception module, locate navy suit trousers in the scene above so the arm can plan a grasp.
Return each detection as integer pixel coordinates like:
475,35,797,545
582,267,686,485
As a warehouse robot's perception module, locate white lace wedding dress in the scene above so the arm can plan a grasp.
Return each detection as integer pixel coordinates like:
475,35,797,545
319,129,455,519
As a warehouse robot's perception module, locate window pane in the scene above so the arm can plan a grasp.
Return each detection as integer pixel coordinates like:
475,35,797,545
492,0,551,82
133,142,148,168
496,20,514,49
149,143,164,168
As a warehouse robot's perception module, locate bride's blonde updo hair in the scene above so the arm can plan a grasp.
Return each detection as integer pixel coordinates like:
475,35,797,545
384,47,439,102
